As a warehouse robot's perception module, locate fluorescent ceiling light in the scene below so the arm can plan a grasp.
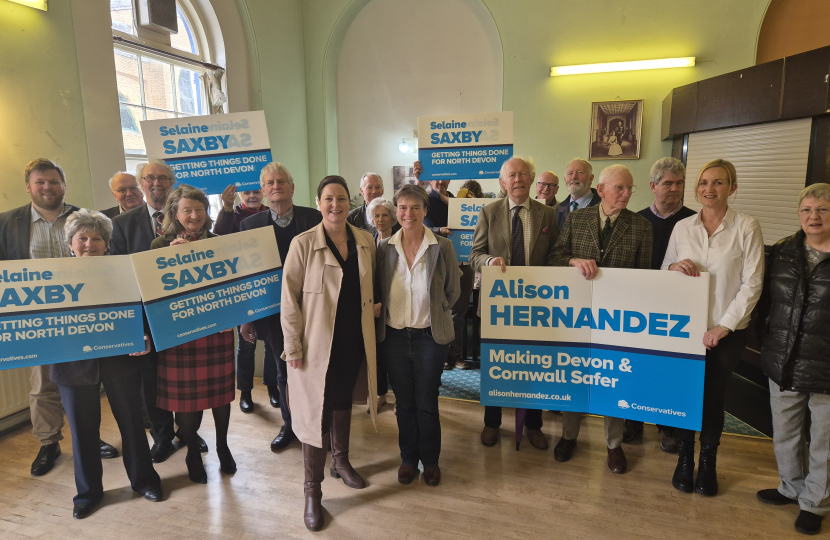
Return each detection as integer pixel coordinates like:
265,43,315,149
550,57,695,77
7,0,47,10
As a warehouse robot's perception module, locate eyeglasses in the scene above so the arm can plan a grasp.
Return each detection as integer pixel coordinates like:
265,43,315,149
799,207,829,217
142,175,172,183
609,185,637,194
536,182,558,190
113,186,142,195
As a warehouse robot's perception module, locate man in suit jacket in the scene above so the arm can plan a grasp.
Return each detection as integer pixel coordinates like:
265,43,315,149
239,162,322,451
549,164,653,474
347,172,384,234
469,156,560,450
101,172,144,219
555,158,602,229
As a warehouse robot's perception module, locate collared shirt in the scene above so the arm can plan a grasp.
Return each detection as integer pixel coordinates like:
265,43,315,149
661,208,765,331
386,226,437,330
598,204,621,231
146,203,164,237
270,206,294,228
650,202,683,219
572,190,595,210
507,197,532,265
30,204,72,259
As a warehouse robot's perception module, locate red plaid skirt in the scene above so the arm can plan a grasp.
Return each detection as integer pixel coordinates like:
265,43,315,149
156,331,235,412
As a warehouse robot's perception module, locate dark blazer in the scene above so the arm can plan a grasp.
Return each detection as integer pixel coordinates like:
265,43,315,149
347,204,372,232
550,206,653,270
0,203,80,261
239,204,323,235
110,203,156,255
50,353,141,386
555,188,601,229
101,206,121,219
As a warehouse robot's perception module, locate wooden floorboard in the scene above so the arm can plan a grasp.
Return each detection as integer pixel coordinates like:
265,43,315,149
0,381,799,539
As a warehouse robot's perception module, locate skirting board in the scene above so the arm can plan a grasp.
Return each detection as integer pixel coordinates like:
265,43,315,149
0,408,31,436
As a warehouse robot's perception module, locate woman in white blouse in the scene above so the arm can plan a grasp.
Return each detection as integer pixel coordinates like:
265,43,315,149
662,158,764,497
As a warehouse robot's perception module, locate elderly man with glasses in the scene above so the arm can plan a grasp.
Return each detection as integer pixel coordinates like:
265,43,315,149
535,171,560,207
101,172,145,218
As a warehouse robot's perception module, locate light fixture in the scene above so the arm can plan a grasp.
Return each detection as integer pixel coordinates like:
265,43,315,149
550,57,695,77
399,137,418,154
7,0,47,10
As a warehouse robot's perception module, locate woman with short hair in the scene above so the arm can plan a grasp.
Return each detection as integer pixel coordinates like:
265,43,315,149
366,196,397,244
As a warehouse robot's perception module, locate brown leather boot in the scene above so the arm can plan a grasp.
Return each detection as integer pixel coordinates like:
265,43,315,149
303,439,326,531
329,409,366,489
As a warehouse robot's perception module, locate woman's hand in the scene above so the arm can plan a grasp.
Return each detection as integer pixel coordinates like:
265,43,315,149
169,237,189,246
703,326,729,350
130,335,152,356
373,302,382,318
669,258,700,277
287,358,302,369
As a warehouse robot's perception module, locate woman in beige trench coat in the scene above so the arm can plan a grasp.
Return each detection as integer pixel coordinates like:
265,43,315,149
281,175,378,531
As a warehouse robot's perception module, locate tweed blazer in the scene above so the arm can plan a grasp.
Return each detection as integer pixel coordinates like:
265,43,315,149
550,206,653,270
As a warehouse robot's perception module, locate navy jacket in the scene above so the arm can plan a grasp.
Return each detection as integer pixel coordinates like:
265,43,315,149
555,188,601,229
110,203,156,255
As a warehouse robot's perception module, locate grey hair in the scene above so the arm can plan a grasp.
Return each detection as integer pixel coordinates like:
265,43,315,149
799,183,830,206
160,184,213,236
366,197,397,228
499,155,536,180
598,164,632,185
64,209,113,253
361,172,383,187
136,160,175,182
108,171,131,189
650,157,686,185
568,158,593,177
260,162,294,186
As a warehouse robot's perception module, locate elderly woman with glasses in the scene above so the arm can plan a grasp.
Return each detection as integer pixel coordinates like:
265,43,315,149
50,209,162,519
150,184,237,484
755,183,830,535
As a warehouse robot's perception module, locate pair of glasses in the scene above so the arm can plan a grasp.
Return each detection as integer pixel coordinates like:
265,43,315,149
143,175,171,183
799,208,829,217
114,186,142,195
610,185,637,194
536,182,558,189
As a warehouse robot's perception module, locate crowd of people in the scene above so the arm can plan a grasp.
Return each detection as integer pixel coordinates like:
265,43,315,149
0,153,828,535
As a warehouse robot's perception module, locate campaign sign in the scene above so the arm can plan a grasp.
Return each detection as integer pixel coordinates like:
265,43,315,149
417,112,513,181
480,266,709,430
447,198,499,262
0,256,145,370
130,228,282,351
141,111,272,195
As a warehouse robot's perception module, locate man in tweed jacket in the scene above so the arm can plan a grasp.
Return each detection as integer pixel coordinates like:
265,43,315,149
549,164,653,474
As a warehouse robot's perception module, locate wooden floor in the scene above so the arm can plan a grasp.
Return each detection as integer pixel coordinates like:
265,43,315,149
0,383,799,539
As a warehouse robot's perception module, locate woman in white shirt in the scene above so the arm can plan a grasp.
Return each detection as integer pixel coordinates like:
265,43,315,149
375,184,460,487
662,158,764,497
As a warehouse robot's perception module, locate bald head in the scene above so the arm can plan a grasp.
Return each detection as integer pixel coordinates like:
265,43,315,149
536,171,559,206
109,172,144,211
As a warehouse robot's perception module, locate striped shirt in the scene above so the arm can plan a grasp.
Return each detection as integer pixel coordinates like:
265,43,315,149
507,197,532,265
29,205,72,259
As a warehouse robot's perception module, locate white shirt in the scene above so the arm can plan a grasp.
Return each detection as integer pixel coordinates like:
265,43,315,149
386,226,437,329
661,208,764,331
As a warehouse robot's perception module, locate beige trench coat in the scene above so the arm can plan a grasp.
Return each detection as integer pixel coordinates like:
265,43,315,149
280,222,378,448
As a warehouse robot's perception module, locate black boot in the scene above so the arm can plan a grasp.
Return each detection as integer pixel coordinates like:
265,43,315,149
695,444,719,496
303,436,327,531
672,439,695,493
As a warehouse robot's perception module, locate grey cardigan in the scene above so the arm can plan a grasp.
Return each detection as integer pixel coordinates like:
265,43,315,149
375,232,461,345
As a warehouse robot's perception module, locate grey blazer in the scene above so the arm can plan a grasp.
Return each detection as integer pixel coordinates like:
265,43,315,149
375,232,461,345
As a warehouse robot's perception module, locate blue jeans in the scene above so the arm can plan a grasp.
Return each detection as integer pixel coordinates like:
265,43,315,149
380,326,448,468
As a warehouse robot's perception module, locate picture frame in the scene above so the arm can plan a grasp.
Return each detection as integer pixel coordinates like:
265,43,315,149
392,165,419,191
588,100,643,160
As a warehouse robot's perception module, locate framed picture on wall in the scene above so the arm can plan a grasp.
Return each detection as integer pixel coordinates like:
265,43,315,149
588,100,643,160
392,166,419,191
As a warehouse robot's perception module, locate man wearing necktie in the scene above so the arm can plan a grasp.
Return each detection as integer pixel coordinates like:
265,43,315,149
555,158,602,229
549,164,653,474
469,156,560,449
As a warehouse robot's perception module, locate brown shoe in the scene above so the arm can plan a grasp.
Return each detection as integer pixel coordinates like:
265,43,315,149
607,446,627,474
302,440,326,531
659,428,679,453
329,409,366,489
480,426,499,446
524,427,549,450
423,466,441,486
553,438,576,462
398,464,417,485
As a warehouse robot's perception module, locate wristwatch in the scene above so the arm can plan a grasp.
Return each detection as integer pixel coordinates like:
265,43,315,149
717,324,732,333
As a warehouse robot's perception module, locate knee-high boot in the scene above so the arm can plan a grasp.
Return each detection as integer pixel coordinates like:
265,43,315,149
303,437,327,531
329,409,366,489
695,444,719,496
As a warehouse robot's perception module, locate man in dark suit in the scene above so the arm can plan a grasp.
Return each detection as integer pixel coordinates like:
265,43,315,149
239,162,322,451
101,172,144,219
469,156,560,450
347,172,384,234
555,158,601,229
550,164,654,474
0,158,118,477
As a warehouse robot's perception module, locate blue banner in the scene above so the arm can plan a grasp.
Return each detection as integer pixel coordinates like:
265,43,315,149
167,149,272,194
448,229,475,263
418,145,513,181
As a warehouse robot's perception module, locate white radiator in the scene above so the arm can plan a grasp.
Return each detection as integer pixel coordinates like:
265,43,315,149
0,366,31,431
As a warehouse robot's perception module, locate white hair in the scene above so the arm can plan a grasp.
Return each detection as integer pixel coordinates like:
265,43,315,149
568,158,593,176
107,171,131,189
136,160,175,182
499,156,536,179
598,164,632,185
361,172,382,187
366,197,397,227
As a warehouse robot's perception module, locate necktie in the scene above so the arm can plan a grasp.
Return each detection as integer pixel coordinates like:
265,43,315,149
511,206,525,267
153,211,164,237
600,216,613,252
570,201,578,212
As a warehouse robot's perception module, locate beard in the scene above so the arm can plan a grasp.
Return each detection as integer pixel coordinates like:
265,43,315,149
567,181,587,198
31,192,64,211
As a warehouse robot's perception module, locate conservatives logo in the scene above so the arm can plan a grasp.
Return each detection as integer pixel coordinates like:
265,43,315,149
617,400,630,409
82,345,93,353
247,310,255,316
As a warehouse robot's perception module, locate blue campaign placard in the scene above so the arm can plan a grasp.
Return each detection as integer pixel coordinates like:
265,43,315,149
418,145,513,181
448,229,475,263
167,149,272,194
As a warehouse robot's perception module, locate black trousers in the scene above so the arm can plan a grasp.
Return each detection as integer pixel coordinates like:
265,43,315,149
484,406,543,430
235,327,278,391
141,351,174,443
677,329,747,447
59,370,160,505
448,265,475,364
255,313,291,426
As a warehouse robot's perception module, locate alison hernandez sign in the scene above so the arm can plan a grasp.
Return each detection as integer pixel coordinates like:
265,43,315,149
417,112,513,181
446,198,499,263
130,228,282,351
0,257,145,370
480,266,709,430
141,111,272,195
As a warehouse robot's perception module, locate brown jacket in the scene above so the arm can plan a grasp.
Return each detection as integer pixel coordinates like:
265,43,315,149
281,223,378,447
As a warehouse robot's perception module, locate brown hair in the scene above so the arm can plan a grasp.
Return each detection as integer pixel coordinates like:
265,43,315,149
394,184,430,211
161,184,213,236
317,175,350,200
24,158,65,184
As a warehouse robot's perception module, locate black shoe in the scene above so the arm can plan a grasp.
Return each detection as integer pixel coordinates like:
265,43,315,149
270,425,295,451
659,428,679,453
757,488,798,505
143,486,163,502
31,442,60,476
185,451,207,484
100,440,119,459
267,386,280,408
239,391,254,414
217,446,237,474
796,510,823,535
672,440,695,493
553,438,576,462
694,444,718,496
176,430,208,453
622,420,643,443
150,440,173,463
72,498,101,519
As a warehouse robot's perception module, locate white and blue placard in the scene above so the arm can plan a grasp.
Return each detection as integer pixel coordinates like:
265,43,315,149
129,228,282,351
141,111,272,195
447,198,499,263
0,256,145,370
480,266,709,430
417,112,513,181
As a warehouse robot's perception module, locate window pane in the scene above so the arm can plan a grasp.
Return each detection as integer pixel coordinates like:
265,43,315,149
141,57,175,112
146,109,176,122
120,104,146,155
174,66,202,115
114,50,142,105
171,4,199,55
110,0,135,35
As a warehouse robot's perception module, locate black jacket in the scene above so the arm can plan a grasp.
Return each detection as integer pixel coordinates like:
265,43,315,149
758,230,830,393
110,203,156,255
555,188,601,230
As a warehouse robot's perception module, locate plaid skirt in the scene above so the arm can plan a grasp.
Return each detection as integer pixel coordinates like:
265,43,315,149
156,331,235,412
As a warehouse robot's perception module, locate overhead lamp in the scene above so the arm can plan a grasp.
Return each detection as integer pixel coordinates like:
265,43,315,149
7,0,47,10
398,137,418,154
550,57,695,77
